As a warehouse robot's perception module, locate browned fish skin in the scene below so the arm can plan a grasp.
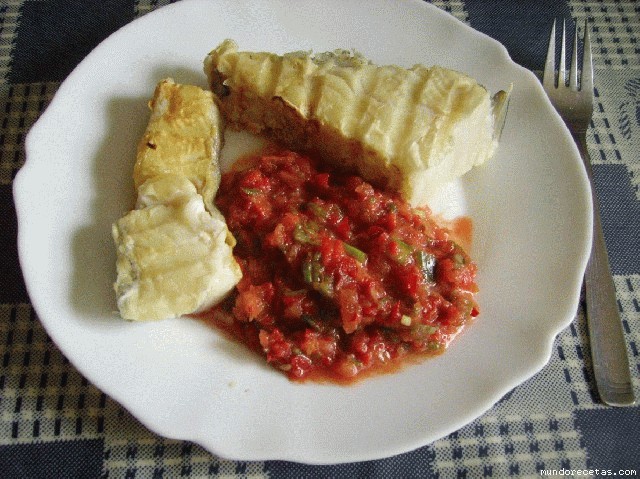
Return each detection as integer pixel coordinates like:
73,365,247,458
133,79,224,213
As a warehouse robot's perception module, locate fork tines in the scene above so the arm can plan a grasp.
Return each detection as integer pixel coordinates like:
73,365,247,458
543,18,593,93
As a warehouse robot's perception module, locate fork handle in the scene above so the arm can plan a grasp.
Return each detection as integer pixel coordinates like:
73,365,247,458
574,133,635,406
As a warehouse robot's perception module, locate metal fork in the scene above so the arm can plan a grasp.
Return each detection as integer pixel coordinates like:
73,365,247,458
543,19,634,406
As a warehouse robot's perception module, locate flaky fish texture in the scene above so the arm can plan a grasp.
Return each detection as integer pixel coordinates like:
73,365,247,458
205,39,508,206
113,79,241,321
133,79,223,212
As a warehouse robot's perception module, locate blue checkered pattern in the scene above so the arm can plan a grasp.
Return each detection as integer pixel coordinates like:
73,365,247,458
1,1,638,477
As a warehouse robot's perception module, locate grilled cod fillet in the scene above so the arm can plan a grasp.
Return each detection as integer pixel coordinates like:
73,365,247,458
113,79,241,321
205,39,508,206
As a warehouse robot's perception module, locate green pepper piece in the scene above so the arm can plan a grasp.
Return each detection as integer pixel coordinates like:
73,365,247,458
293,222,321,245
302,260,313,284
308,202,328,219
343,242,367,264
392,238,414,265
302,253,334,298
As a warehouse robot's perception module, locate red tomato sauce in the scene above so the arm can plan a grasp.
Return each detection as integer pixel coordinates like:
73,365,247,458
209,150,479,382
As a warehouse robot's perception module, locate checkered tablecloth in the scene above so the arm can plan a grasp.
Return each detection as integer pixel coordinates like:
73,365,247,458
1,1,638,477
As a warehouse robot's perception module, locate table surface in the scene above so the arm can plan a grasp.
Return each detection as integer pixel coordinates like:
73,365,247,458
1,1,639,477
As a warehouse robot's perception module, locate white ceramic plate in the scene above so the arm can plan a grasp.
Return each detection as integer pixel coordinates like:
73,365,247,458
14,0,591,464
